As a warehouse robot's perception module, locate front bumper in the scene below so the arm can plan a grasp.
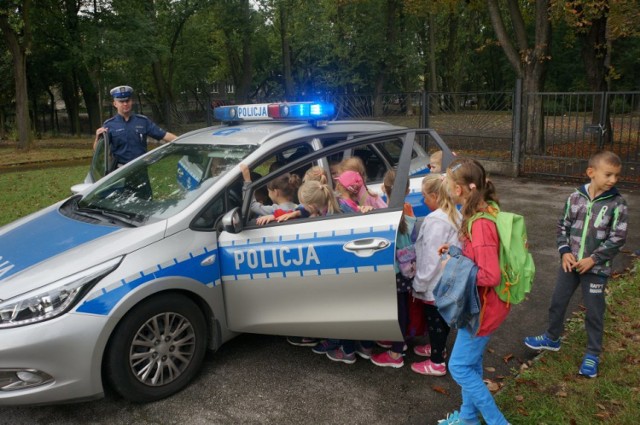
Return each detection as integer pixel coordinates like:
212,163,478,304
0,312,109,405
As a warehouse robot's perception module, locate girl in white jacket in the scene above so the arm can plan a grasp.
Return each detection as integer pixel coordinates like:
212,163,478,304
411,173,462,376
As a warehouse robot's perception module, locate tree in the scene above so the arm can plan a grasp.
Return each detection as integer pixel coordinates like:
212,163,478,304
486,0,552,154
0,0,32,150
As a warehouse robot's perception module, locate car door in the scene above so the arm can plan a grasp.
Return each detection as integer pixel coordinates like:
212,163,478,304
217,130,417,341
87,132,115,183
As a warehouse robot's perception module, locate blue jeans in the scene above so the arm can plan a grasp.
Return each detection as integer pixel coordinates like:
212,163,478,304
448,328,508,425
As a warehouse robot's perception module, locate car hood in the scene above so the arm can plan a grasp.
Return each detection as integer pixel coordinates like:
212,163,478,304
0,206,166,300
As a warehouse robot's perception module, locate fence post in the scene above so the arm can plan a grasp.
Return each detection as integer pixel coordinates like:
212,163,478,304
421,90,429,129
512,78,523,177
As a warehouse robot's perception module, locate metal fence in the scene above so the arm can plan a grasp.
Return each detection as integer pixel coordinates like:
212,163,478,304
521,91,640,185
15,85,640,186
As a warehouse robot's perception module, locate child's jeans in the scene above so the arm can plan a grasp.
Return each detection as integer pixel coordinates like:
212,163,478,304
448,328,508,425
547,267,608,356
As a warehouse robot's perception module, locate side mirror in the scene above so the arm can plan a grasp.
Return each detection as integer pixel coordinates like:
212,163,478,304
70,183,92,195
221,208,243,234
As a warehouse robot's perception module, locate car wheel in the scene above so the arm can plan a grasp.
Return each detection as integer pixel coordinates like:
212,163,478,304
104,293,207,403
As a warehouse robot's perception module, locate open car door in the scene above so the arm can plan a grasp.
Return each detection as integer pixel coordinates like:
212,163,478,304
217,130,419,341
86,132,116,184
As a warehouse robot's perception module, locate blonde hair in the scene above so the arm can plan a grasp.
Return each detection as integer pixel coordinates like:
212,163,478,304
303,166,328,184
340,156,381,202
298,180,340,215
446,158,499,237
421,173,459,229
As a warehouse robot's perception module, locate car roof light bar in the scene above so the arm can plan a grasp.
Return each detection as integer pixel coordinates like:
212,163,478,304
214,102,335,125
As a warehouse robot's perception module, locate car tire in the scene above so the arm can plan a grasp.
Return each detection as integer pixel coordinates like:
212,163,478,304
104,293,207,403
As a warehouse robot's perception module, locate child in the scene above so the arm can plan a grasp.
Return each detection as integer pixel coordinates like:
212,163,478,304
437,158,510,425
303,165,329,184
239,163,301,225
339,157,387,208
334,170,374,214
369,170,417,368
429,150,443,173
276,180,341,222
410,173,461,376
524,151,627,378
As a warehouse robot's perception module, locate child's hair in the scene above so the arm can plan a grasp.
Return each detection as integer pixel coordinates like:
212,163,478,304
382,169,410,234
429,150,443,173
298,180,340,215
340,156,367,179
267,173,302,201
588,150,621,168
446,158,499,237
421,173,459,229
303,165,328,184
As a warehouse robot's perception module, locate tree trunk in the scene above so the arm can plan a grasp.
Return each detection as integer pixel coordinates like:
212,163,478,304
76,65,102,132
486,0,551,155
580,10,611,146
60,75,80,135
280,3,294,101
0,12,32,150
428,13,439,114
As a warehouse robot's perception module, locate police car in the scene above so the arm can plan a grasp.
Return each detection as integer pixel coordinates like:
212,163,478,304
0,102,454,405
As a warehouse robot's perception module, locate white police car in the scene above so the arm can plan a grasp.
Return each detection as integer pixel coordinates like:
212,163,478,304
0,102,454,405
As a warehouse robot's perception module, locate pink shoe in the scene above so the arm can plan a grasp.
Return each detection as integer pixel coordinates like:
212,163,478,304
376,340,392,349
414,343,432,357
370,351,404,368
411,359,447,376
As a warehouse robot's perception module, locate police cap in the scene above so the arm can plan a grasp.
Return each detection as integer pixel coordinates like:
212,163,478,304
110,85,133,101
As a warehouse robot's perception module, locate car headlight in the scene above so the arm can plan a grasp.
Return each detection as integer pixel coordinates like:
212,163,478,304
0,257,122,329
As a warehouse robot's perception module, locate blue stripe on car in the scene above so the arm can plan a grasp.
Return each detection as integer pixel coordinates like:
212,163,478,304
0,209,119,282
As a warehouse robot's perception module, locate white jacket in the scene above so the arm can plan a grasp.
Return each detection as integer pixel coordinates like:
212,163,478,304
412,208,461,302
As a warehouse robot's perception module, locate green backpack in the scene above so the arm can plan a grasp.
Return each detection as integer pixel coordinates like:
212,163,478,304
468,202,535,306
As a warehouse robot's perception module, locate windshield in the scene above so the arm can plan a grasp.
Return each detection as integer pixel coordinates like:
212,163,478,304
76,143,256,224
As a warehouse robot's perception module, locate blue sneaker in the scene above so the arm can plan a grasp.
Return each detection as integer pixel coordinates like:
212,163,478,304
437,411,461,424
437,411,481,425
524,334,561,351
579,354,599,378
326,347,356,364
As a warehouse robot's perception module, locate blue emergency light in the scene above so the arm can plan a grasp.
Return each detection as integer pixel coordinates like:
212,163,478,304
214,102,335,123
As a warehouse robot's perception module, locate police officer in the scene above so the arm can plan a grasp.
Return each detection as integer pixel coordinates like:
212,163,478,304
94,85,177,166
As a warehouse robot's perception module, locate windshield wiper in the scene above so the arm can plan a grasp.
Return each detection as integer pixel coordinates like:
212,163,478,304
75,204,142,227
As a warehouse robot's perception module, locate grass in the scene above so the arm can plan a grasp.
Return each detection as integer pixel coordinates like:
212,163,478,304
0,165,88,225
496,261,640,424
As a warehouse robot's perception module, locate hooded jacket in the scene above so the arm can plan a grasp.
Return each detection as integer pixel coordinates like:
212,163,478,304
557,184,628,277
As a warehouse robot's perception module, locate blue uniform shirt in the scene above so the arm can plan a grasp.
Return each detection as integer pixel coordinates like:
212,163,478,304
103,114,167,164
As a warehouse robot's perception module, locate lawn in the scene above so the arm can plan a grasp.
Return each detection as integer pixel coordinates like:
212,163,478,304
496,262,640,424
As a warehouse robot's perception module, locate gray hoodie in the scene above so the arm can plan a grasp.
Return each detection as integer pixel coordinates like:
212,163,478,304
412,208,462,302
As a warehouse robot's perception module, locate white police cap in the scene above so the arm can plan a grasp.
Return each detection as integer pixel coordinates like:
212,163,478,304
110,85,133,100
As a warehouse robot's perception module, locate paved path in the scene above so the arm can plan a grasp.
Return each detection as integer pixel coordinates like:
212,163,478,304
1,176,638,424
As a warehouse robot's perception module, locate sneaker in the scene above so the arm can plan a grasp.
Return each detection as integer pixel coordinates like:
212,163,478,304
355,342,373,359
370,351,404,368
437,411,461,424
414,343,432,357
376,340,392,349
312,339,339,354
326,347,356,364
411,359,447,376
524,334,561,351
286,336,318,347
579,354,599,378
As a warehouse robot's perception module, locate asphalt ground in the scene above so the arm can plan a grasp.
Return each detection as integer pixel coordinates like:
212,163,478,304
1,176,638,425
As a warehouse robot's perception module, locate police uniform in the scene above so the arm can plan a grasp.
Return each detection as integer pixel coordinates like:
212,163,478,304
104,86,168,165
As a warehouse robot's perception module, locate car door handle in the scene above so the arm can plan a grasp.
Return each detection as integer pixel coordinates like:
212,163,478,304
343,238,391,258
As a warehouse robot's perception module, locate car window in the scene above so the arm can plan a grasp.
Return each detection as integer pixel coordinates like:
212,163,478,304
76,143,257,225
241,134,412,228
